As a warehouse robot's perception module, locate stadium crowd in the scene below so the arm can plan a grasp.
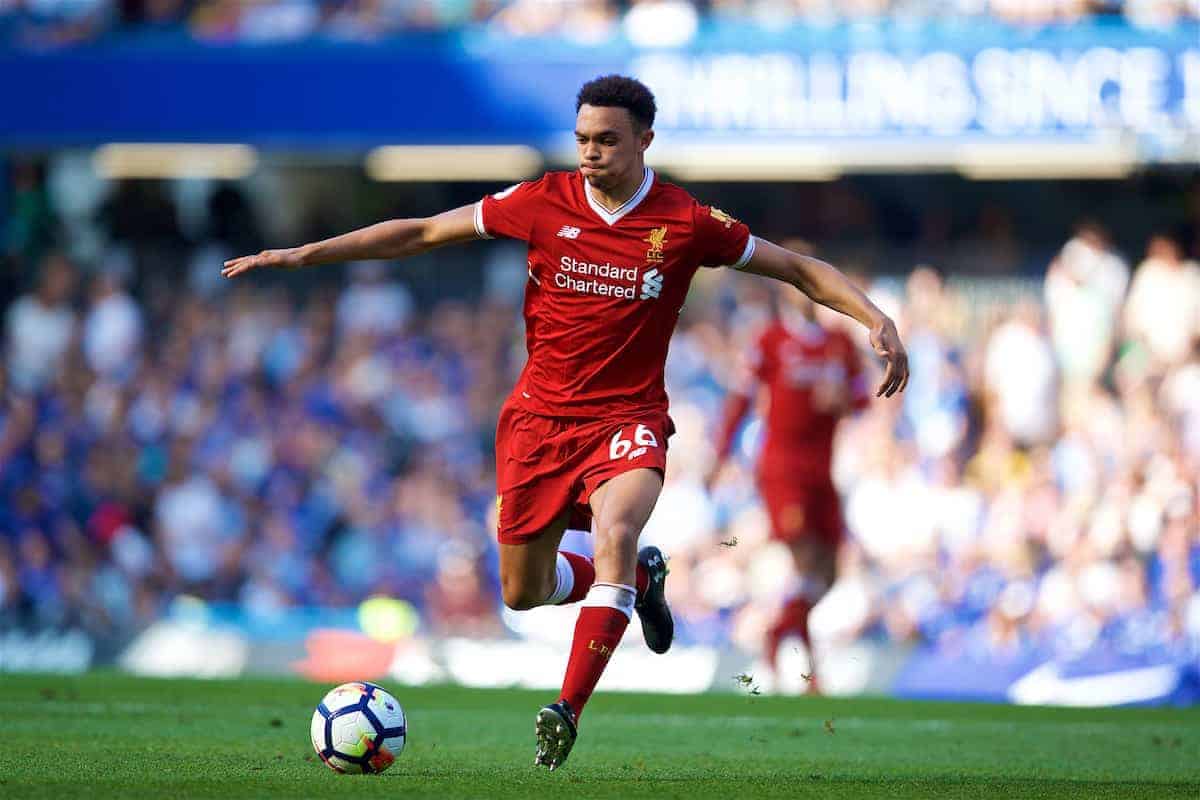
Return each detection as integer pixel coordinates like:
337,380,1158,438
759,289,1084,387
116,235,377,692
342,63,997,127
0,0,1197,49
1,166,1198,680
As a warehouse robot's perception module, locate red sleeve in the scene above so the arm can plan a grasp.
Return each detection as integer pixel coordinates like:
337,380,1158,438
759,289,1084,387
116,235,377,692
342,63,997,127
715,329,770,461
692,202,755,269
475,176,549,242
714,393,753,462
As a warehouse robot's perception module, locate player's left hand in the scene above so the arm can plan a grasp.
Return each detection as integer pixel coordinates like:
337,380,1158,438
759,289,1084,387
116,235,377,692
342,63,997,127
869,317,908,398
221,247,305,278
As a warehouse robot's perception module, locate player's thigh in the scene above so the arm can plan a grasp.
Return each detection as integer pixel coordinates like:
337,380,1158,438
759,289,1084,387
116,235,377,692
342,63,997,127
759,479,807,541
581,416,672,535
806,481,845,549
760,478,841,545
587,467,663,583
588,467,665,535
494,401,577,579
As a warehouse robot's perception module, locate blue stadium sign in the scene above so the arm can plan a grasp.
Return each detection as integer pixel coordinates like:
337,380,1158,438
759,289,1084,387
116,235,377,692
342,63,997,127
0,24,1196,164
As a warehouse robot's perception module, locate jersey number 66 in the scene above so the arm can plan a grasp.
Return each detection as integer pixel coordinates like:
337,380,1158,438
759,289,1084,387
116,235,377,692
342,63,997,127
610,424,659,461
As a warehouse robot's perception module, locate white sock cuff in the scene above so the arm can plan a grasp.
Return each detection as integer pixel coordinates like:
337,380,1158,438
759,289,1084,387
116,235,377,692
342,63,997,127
582,582,636,621
545,552,575,606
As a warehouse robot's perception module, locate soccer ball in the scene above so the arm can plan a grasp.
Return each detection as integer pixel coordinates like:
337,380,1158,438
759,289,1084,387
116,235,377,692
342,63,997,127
310,682,407,774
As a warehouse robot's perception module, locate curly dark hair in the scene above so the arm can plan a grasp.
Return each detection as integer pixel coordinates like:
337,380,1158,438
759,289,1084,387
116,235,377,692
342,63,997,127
576,75,657,131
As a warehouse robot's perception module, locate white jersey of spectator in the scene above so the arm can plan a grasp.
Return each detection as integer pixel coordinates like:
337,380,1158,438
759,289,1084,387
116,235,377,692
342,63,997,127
1124,240,1200,368
984,307,1057,445
1161,359,1200,455
155,474,239,584
84,275,142,379
1044,232,1129,384
5,284,75,392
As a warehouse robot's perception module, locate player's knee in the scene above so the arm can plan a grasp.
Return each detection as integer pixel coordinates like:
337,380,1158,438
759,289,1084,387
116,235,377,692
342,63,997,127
596,520,640,550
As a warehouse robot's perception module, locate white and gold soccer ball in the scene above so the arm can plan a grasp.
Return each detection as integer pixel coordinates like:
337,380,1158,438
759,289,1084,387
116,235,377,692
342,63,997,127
310,682,407,774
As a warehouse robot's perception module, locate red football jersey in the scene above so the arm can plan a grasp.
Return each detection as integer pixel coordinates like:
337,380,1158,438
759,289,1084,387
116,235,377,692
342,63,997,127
716,318,869,480
475,168,754,419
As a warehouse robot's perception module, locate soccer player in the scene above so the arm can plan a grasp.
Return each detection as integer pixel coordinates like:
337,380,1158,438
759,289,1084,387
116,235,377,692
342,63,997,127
222,75,908,769
707,271,871,692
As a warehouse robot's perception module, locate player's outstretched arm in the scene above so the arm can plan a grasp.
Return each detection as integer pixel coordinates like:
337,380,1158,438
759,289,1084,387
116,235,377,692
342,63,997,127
742,237,909,397
221,204,480,278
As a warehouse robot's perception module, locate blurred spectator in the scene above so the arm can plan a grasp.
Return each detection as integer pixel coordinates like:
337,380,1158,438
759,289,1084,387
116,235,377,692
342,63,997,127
236,0,321,43
119,0,189,28
336,261,414,337
2,0,112,47
898,266,969,459
2,160,56,272
490,0,618,41
1044,222,1129,388
425,549,505,636
5,252,77,392
7,0,1195,47
188,0,240,42
624,0,698,47
983,301,1057,445
83,271,142,380
154,448,245,591
1123,232,1200,370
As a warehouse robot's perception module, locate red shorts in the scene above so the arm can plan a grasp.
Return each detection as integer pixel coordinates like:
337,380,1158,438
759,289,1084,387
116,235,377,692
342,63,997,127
494,400,673,545
757,474,844,546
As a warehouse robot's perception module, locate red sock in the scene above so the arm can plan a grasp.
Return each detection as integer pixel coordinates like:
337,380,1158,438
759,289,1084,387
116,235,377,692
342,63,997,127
558,551,595,604
765,596,812,671
553,554,645,605
559,589,633,720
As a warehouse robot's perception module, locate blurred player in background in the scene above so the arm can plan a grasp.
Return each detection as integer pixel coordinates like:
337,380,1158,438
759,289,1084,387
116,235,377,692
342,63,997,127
222,75,907,769
708,249,870,692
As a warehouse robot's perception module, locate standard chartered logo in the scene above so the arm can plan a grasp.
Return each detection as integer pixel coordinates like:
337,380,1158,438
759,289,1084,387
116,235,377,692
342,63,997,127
640,268,663,300
556,255,663,301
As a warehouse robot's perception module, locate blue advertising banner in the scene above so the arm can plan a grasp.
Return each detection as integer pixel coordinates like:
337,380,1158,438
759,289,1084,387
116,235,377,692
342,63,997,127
0,22,1196,159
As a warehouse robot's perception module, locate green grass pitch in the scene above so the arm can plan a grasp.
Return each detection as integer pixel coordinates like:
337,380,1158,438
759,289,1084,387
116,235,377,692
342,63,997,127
1,673,1197,799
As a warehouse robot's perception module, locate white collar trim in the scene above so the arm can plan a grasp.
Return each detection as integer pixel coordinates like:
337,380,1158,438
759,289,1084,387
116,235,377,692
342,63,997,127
583,167,654,226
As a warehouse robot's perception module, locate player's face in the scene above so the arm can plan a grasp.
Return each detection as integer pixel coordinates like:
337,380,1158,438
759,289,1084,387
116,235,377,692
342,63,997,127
575,104,653,190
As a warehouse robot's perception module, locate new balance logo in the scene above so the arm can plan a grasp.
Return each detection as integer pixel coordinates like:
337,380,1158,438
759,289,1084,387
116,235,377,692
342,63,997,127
640,268,663,300
556,226,581,239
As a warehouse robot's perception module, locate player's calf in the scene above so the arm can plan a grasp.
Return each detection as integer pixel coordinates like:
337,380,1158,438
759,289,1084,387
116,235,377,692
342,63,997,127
502,549,598,610
500,573,555,610
556,583,634,714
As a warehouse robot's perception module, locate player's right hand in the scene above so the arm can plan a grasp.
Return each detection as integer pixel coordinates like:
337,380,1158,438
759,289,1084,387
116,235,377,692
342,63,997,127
221,248,305,278
870,317,908,398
